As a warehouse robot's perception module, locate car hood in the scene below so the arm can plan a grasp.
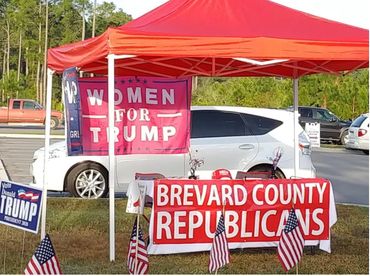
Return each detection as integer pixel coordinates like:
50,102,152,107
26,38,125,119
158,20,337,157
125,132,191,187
339,119,352,127
33,141,67,159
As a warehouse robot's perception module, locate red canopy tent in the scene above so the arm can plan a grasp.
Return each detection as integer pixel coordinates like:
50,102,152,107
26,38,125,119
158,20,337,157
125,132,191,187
48,0,368,77
44,0,369,261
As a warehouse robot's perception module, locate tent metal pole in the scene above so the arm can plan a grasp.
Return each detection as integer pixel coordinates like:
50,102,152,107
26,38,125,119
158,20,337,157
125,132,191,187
40,68,53,240
293,78,299,177
108,54,116,261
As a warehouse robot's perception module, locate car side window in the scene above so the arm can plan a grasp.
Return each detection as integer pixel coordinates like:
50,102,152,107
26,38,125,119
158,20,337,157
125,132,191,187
12,101,21,109
314,109,332,121
242,114,283,135
23,101,36,110
191,110,248,138
299,108,312,118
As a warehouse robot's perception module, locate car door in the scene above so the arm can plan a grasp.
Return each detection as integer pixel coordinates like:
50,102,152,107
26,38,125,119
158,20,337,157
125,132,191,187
313,109,340,139
116,153,185,189
8,100,23,122
298,107,315,127
187,109,258,179
21,100,44,123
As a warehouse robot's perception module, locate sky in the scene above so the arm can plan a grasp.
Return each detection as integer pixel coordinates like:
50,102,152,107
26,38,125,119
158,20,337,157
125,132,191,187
98,0,369,29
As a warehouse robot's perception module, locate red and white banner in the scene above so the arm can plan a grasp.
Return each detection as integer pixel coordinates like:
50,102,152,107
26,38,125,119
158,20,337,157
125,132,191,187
79,76,191,155
148,178,334,255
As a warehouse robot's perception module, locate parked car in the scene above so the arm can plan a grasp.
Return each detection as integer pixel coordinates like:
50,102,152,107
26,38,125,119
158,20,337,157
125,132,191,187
288,106,351,145
346,113,369,154
30,106,316,199
0,99,63,129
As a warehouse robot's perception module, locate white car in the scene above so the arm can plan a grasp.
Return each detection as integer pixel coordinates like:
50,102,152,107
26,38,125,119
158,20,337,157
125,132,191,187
346,113,369,154
30,106,316,198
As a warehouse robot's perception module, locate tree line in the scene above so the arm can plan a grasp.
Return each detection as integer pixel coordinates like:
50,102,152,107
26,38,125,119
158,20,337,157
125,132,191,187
193,70,368,120
0,0,131,107
0,0,368,120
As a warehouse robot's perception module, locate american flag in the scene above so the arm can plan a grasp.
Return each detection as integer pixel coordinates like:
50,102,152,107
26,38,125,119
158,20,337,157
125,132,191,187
209,213,230,273
277,208,305,271
127,218,149,274
24,234,62,275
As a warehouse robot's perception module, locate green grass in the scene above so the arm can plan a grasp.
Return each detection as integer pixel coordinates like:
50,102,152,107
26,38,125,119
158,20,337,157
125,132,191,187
0,199,368,274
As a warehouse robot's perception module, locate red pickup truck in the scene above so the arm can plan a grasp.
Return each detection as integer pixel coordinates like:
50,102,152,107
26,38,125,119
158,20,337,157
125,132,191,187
0,99,64,129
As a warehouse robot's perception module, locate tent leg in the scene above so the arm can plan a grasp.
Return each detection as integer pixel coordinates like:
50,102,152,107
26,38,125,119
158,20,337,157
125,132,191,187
40,68,53,240
108,54,116,262
293,78,299,177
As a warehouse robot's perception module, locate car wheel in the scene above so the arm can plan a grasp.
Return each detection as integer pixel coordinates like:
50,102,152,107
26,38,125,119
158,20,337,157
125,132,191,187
248,165,285,179
66,162,108,199
363,150,369,155
49,117,59,130
340,130,349,145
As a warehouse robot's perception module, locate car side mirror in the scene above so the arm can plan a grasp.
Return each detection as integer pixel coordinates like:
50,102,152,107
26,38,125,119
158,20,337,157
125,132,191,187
330,117,337,122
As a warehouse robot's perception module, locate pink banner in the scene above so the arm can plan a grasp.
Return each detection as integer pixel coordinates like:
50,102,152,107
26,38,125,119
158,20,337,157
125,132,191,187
79,76,191,155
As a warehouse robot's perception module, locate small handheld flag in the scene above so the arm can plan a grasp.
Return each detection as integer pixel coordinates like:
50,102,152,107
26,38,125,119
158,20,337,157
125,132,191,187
127,218,149,274
209,213,230,273
24,234,62,274
277,208,305,271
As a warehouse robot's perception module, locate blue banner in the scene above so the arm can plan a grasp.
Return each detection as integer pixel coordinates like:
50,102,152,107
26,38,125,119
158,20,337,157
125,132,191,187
0,180,43,234
63,67,83,155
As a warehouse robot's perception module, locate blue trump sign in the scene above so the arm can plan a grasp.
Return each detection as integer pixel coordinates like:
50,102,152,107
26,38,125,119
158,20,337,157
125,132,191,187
0,180,43,234
63,67,83,155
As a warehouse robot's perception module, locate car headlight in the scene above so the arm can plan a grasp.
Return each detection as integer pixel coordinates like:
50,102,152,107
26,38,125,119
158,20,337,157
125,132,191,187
299,131,312,155
33,150,42,161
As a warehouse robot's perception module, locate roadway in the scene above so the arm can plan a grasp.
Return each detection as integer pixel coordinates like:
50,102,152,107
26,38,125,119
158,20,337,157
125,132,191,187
0,133,368,205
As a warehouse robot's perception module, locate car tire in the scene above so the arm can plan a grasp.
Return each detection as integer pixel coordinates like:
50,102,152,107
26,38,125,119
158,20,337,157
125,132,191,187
363,150,369,155
340,130,349,145
248,165,285,179
66,162,108,199
49,117,59,130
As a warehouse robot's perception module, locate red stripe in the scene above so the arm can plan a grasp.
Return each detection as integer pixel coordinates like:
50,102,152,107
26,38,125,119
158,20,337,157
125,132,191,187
127,239,148,274
49,257,61,274
291,230,304,256
45,260,53,274
279,234,294,270
29,257,42,274
282,234,297,267
278,228,305,272
40,263,48,274
278,240,291,270
277,247,290,271
55,257,62,274
285,233,299,263
209,232,229,272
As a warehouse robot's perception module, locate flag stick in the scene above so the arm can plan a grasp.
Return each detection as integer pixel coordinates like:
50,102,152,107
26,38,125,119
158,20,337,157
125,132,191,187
215,200,227,275
20,230,26,273
134,195,141,274
292,197,298,275
3,227,8,274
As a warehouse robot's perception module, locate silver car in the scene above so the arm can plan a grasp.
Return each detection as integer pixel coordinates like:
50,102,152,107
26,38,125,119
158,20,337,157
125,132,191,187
30,106,316,198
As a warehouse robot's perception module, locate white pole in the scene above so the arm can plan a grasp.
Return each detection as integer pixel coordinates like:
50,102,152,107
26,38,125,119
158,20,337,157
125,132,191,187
108,54,116,261
293,78,299,177
41,68,53,240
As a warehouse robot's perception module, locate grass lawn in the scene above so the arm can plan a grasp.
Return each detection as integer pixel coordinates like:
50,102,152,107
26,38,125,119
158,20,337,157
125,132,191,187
0,199,368,274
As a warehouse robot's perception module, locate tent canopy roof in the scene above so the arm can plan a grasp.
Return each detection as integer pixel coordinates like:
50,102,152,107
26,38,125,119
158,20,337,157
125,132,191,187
48,0,369,77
